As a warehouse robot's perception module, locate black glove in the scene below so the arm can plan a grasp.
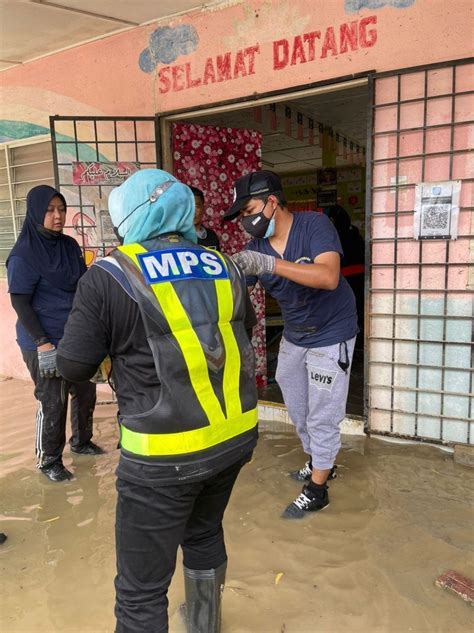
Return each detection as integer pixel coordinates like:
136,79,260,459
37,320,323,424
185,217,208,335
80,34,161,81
38,348,59,378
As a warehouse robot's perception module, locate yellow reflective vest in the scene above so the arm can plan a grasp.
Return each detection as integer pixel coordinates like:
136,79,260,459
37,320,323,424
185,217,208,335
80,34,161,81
112,240,258,461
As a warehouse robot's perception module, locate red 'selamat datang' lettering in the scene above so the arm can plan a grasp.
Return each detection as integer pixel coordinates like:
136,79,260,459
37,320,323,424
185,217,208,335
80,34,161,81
158,16,377,94
273,16,377,69
159,45,260,93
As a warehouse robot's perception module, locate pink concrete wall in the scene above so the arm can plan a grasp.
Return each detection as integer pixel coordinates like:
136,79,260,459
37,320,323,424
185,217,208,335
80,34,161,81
1,281,30,379
1,0,472,132
0,0,472,379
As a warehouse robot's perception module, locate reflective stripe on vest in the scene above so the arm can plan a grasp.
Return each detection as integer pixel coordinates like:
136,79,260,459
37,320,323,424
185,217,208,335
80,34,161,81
117,242,257,456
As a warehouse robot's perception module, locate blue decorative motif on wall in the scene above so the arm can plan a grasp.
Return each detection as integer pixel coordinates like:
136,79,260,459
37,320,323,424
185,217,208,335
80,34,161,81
139,25,199,73
0,120,108,161
0,120,49,142
345,0,415,11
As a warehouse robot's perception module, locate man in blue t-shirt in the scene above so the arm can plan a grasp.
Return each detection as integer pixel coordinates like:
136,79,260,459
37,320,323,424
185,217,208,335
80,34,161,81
225,170,358,519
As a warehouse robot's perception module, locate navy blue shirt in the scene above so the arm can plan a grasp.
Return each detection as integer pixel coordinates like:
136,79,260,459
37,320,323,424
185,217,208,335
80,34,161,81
7,255,79,351
246,212,358,348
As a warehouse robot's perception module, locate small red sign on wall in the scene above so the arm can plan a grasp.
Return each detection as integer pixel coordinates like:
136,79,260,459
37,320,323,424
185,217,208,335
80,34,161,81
72,161,140,185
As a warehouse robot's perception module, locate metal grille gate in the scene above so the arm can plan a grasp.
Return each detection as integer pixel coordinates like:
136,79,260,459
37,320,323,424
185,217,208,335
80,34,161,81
49,116,160,403
367,59,473,445
50,116,160,264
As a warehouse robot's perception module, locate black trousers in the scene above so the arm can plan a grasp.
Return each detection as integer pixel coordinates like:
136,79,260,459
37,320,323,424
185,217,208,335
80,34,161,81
114,455,251,633
22,350,97,468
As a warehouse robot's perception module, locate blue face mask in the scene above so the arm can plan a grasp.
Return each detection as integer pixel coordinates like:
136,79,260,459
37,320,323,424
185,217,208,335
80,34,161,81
263,217,275,239
241,200,277,239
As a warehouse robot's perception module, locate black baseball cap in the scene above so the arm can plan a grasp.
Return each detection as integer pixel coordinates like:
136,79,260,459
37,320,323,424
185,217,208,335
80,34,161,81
224,170,283,220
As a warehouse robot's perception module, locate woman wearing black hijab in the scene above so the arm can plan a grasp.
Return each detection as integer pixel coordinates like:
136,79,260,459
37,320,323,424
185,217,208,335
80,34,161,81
6,185,102,482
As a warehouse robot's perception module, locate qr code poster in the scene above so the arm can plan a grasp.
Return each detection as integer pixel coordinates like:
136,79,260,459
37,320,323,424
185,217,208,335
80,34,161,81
414,181,461,240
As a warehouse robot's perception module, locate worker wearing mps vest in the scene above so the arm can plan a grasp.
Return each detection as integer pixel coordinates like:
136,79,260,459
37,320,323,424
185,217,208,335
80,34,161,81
56,169,258,633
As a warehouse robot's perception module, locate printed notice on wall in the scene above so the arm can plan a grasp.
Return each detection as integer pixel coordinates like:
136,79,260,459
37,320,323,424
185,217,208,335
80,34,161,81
94,197,117,244
414,181,461,240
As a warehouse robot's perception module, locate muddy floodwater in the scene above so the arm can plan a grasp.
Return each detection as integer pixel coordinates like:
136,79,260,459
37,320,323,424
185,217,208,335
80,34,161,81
1,377,473,632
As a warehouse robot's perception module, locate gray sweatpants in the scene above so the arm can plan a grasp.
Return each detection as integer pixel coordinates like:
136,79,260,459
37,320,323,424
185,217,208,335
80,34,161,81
276,336,356,470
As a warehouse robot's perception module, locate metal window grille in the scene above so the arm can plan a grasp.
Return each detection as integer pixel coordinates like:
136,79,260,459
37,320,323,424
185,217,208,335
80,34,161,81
366,59,474,445
50,116,160,264
0,136,54,275
49,116,160,404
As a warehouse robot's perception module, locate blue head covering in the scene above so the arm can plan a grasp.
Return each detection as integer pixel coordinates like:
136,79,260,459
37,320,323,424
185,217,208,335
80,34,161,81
108,169,197,245
6,185,85,292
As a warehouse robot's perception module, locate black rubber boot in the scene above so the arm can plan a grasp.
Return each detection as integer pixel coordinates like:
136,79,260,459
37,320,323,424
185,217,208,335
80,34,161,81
183,561,227,633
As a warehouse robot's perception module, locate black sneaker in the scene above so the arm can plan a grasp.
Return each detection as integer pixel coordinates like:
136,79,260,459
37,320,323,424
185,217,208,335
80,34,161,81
71,441,105,456
289,461,337,482
41,461,74,482
282,484,329,519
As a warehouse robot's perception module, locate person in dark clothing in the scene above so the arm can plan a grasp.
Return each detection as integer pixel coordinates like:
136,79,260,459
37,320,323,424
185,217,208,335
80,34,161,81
56,169,258,633
190,186,220,250
190,188,257,338
7,186,101,483
227,172,358,519
326,205,365,344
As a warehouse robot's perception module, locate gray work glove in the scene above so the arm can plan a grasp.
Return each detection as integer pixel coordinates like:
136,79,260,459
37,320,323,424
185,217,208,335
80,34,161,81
232,250,275,277
38,347,59,378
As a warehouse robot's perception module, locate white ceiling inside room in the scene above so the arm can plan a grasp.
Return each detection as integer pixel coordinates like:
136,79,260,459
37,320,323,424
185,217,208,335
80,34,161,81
189,84,369,173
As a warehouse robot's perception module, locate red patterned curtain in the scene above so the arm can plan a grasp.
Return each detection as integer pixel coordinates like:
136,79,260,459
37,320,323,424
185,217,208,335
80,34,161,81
172,122,267,386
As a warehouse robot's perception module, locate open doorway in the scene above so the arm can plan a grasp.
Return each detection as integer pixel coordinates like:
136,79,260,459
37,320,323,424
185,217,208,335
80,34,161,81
164,81,368,417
